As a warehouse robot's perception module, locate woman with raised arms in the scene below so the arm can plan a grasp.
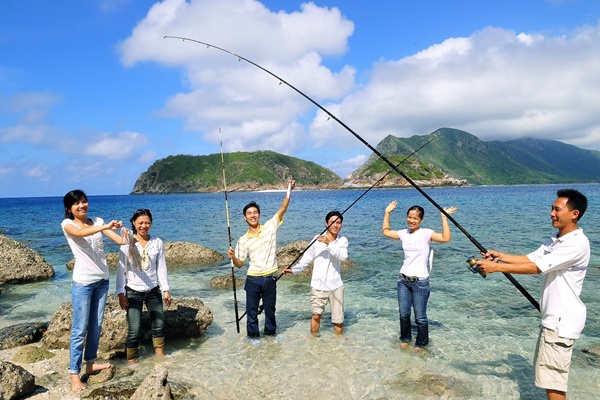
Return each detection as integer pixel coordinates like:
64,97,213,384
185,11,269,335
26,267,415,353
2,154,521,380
382,201,457,351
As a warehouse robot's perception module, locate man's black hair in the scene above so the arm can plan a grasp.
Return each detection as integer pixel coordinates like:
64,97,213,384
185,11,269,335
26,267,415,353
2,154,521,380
557,189,587,221
243,201,260,216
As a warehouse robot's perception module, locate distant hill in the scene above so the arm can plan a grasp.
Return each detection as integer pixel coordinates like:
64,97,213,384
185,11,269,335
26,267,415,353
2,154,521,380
131,150,343,194
347,128,600,186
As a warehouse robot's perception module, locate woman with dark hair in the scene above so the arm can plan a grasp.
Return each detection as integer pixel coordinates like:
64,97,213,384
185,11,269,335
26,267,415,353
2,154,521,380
61,189,127,393
116,208,171,363
382,201,457,351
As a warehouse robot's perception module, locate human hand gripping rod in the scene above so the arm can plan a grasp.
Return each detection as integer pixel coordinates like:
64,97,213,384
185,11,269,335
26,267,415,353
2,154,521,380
164,36,540,313
220,129,241,333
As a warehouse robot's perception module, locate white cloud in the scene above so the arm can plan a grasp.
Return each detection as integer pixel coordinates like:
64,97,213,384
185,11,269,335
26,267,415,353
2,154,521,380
0,166,13,175
326,153,368,179
0,91,62,144
118,0,355,155
85,131,148,160
308,24,600,150
119,1,600,166
26,165,50,180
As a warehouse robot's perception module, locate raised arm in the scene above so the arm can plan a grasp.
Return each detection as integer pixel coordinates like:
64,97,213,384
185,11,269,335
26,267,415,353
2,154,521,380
430,206,457,243
382,201,400,240
276,179,296,221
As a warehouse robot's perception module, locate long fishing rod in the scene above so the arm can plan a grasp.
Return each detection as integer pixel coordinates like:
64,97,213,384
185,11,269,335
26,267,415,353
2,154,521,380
236,135,438,322
220,128,241,333
164,36,540,312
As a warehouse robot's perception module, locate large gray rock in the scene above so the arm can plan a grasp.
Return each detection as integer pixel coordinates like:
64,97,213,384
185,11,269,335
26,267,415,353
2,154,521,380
0,360,36,400
210,274,245,289
67,241,224,270
0,321,49,350
130,365,173,400
0,233,55,284
42,296,213,351
164,241,224,267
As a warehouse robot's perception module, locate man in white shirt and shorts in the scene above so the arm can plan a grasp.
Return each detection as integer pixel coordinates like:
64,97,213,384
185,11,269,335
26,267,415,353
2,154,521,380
284,211,349,335
477,189,590,400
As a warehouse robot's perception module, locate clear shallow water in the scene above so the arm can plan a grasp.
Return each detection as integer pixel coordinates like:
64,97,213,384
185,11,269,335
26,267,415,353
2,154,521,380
1,185,599,399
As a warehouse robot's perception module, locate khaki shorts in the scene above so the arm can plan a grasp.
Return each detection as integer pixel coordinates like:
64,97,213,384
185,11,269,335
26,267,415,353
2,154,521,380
311,286,344,324
533,326,575,392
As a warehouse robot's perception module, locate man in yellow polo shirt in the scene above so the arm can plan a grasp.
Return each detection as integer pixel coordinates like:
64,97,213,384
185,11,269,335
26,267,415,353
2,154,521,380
229,179,295,340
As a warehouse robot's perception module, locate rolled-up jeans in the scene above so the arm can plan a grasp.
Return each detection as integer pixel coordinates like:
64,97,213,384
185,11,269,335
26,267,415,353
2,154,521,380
69,278,109,374
397,277,430,347
125,286,165,349
244,274,277,338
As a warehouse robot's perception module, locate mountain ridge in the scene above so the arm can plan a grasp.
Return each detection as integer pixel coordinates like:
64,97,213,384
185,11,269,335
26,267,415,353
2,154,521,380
130,129,600,194
352,128,600,186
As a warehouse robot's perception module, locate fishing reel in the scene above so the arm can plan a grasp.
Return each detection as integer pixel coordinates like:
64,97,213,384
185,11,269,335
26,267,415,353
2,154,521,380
466,256,486,278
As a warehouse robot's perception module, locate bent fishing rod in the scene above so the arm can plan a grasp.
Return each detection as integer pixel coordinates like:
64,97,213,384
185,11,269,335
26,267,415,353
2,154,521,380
220,128,241,333
164,36,540,312
236,136,438,322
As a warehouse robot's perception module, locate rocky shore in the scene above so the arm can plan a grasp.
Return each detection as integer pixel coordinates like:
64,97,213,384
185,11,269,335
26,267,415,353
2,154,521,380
0,234,354,399
0,296,213,399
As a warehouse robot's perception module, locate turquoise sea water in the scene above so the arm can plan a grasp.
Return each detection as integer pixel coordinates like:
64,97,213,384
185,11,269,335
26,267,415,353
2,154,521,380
1,184,599,399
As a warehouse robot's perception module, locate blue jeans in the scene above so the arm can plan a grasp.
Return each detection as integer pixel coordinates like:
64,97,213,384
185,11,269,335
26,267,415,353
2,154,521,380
125,286,165,349
244,275,277,338
397,277,430,347
69,279,109,374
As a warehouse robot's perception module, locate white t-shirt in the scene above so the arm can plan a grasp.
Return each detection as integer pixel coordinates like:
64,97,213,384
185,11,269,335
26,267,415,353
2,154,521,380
291,234,348,291
397,228,433,279
527,228,590,339
61,217,109,284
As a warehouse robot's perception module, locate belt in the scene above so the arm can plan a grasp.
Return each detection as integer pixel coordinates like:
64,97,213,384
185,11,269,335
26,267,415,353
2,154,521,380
248,272,277,278
401,274,421,282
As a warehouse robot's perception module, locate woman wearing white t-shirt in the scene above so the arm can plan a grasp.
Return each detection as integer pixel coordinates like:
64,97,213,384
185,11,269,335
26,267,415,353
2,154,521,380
61,189,127,393
382,201,457,351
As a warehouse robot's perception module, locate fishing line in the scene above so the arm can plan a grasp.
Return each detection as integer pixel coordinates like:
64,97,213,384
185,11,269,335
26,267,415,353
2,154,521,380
220,128,241,333
164,36,540,312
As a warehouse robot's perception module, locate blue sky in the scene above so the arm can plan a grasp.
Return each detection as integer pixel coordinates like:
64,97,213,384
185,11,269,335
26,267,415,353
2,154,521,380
1,0,599,198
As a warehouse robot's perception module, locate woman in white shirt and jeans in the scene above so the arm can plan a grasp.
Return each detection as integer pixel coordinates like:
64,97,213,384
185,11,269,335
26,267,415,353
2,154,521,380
382,201,456,351
117,208,171,363
61,189,127,393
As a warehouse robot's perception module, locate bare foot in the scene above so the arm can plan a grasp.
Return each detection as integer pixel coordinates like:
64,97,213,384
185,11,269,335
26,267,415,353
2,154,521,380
85,361,111,375
71,374,86,393
413,346,427,354
155,346,166,358
400,342,410,349
127,358,138,364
